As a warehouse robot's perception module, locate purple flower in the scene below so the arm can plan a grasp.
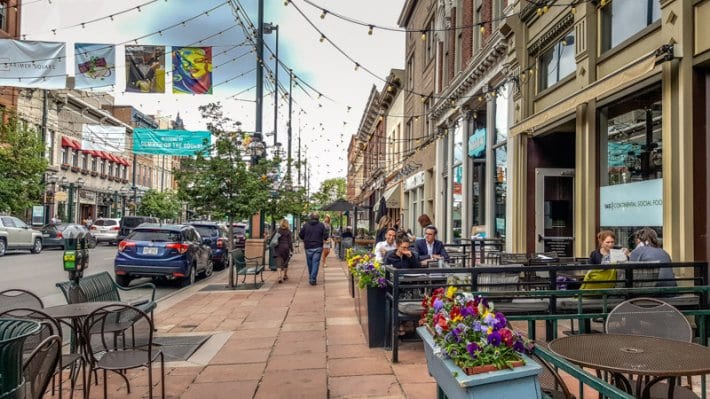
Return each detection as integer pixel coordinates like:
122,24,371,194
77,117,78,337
460,306,475,318
472,320,483,332
513,340,525,353
433,298,444,312
466,342,480,357
483,313,497,326
494,312,507,329
487,331,502,346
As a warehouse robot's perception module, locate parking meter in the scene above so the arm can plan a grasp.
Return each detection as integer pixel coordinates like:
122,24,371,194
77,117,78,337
63,229,89,282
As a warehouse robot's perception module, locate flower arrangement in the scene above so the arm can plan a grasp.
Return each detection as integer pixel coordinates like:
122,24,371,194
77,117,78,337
345,248,386,289
421,286,533,374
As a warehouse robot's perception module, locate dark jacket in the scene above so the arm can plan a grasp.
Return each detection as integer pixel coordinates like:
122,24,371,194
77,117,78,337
274,228,293,263
589,249,604,265
375,227,387,244
414,239,450,262
299,220,327,250
384,249,420,269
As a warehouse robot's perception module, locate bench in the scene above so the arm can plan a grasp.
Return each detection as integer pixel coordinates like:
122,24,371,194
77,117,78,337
233,250,265,288
56,271,157,317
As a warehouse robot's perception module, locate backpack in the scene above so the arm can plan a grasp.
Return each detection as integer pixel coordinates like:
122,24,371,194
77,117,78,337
269,231,281,248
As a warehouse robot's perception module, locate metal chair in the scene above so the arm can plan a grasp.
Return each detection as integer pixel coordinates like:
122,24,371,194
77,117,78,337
23,335,61,399
0,289,44,312
532,343,575,399
83,303,164,399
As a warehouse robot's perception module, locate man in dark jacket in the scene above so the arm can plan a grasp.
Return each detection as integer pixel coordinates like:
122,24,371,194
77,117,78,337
414,225,449,266
299,212,328,285
384,232,420,269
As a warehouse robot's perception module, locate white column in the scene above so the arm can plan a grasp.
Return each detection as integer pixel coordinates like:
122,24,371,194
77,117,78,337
485,93,496,238
462,109,472,238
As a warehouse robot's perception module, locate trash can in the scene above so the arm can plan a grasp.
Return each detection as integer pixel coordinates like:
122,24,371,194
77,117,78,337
0,318,41,399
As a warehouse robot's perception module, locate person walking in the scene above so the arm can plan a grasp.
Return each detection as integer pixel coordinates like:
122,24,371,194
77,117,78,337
299,212,328,285
321,214,332,268
273,219,293,283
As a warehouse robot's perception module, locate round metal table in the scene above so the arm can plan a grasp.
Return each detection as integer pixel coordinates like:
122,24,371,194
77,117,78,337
43,301,120,320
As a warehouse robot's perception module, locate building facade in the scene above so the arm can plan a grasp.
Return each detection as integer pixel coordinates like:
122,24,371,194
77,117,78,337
0,0,21,112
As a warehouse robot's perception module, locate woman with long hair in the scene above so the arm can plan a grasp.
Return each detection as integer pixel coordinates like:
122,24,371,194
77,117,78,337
375,215,391,243
274,219,293,283
590,230,616,264
321,215,332,268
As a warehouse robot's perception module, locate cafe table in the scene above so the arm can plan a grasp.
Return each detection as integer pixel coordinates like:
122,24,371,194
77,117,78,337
43,301,122,350
549,334,710,399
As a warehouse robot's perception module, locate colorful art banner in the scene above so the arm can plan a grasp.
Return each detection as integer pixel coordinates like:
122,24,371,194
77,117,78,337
125,45,166,93
0,39,66,89
172,47,213,94
74,43,115,90
133,128,211,156
81,124,126,153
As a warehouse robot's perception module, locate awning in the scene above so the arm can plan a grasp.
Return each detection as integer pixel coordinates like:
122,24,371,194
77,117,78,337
383,184,401,208
510,53,657,137
60,136,80,149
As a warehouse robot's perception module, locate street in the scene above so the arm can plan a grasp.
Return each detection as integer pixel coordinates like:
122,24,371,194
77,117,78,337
0,244,210,307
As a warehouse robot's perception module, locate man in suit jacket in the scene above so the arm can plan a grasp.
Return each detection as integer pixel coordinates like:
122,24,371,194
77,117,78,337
414,225,449,266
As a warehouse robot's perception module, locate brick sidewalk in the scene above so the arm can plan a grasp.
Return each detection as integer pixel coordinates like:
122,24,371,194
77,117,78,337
71,250,436,398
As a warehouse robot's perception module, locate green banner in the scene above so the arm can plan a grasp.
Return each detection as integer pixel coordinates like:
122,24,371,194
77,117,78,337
133,128,211,156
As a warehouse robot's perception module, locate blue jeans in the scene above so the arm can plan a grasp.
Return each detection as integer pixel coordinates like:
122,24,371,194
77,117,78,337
305,247,323,282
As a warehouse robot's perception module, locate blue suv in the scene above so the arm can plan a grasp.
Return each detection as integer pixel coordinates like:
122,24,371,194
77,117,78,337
115,224,213,287
188,221,229,270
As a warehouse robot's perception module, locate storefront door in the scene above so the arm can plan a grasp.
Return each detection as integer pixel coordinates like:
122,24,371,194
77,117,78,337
535,168,574,257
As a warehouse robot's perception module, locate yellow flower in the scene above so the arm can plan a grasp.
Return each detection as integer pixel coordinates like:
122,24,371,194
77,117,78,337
446,286,457,299
452,315,463,323
487,326,493,335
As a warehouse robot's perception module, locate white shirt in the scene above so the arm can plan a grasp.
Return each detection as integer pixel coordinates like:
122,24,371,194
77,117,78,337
374,241,397,262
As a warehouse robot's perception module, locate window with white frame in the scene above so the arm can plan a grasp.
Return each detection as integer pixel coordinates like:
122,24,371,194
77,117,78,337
601,0,660,52
81,152,88,169
426,19,435,62
0,1,7,32
100,159,106,175
61,147,68,164
539,30,576,91
91,156,97,172
72,149,79,167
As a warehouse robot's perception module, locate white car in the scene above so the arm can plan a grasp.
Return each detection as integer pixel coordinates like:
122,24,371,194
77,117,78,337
90,218,121,244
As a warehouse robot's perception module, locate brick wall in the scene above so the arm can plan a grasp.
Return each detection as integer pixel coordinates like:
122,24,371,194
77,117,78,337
462,0,473,69
482,0,492,44
448,8,456,82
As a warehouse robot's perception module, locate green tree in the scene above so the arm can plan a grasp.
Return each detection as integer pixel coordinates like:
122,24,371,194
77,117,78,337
264,184,309,227
0,116,48,216
137,190,181,220
311,177,346,209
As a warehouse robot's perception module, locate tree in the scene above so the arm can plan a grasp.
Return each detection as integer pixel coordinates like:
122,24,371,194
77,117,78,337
0,115,48,216
311,178,346,210
137,190,181,220
264,184,309,227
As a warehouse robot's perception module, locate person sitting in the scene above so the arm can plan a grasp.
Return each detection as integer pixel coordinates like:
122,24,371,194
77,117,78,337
414,225,449,266
373,228,397,262
341,227,354,239
629,227,676,287
384,232,420,269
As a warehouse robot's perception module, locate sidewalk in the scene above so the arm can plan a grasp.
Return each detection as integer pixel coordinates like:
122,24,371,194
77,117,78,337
80,250,436,398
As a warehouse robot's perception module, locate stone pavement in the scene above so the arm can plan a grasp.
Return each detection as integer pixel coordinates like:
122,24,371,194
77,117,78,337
68,249,436,399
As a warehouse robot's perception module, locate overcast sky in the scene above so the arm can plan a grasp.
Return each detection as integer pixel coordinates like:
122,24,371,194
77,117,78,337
21,0,405,192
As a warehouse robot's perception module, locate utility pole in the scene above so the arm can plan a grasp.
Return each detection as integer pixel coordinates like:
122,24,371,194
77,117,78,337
297,134,301,186
254,0,264,142
287,68,293,183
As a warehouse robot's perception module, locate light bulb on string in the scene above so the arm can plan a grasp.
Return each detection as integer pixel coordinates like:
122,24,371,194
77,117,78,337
319,34,325,43
368,25,374,35
421,31,427,41
320,10,327,19
354,63,360,71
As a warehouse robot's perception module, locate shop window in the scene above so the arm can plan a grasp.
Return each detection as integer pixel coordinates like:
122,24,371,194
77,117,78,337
600,0,660,52
599,85,663,248
493,85,509,239
539,30,576,91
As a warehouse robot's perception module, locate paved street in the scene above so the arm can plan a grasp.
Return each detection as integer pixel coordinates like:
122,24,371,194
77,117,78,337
0,244,208,306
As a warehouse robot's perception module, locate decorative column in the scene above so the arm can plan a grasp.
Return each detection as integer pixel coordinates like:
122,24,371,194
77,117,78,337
484,92,496,238
575,102,597,257
462,108,473,237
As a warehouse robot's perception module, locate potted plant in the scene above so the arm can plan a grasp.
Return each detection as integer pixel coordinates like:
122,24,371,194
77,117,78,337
346,249,387,348
418,287,542,398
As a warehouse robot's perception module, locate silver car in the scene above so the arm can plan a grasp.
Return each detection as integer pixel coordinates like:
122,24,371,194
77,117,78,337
90,218,121,244
0,215,43,256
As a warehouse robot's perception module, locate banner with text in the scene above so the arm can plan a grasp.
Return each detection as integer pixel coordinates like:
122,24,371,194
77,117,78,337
133,128,211,156
75,43,116,90
82,124,126,152
600,178,663,227
0,39,66,89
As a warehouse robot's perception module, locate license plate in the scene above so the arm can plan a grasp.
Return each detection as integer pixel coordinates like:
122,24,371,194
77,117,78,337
42,234,49,237
143,247,159,255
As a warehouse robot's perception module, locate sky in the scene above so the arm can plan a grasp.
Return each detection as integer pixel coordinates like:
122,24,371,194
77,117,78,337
20,0,405,192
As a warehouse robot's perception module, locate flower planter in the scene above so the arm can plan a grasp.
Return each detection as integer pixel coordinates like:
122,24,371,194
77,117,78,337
348,270,355,298
356,285,387,348
417,327,542,399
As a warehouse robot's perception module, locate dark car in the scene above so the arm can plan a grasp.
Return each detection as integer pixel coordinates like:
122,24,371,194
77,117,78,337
114,224,213,287
232,222,247,250
40,224,98,249
188,221,229,270
117,216,159,242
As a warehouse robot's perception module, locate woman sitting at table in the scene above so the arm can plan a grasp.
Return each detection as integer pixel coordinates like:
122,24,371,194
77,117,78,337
581,230,623,289
384,232,420,269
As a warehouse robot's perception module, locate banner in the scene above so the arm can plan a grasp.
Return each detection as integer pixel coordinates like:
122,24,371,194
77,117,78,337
81,124,126,152
125,45,166,93
133,128,211,156
75,43,115,90
172,47,213,94
0,39,66,89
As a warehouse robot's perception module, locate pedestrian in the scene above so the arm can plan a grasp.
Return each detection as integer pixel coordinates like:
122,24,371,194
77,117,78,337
299,212,328,285
375,215,391,243
384,232,420,269
273,218,293,283
85,216,93,227
321,214,332,268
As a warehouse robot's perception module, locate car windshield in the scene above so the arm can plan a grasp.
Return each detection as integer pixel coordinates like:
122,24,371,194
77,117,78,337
129,230,182,242
194,226,218,237
233,226,246,235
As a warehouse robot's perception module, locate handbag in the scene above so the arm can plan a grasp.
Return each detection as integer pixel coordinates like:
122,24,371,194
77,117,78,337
269,231,281,248
580,268,617,290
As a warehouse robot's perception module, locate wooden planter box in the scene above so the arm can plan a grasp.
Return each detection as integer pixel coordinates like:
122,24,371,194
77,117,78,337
355,285,387,348
417,327,542,399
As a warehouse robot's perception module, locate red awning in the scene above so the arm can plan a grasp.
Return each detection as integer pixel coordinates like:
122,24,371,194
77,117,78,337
61,136,80,149
120,157,130,166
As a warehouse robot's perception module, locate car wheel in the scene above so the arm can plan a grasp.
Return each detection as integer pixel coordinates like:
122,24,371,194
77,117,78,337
116,274,131,287
202,260,214,278
31,238,42,254
0,238,6,257
181,265,196,287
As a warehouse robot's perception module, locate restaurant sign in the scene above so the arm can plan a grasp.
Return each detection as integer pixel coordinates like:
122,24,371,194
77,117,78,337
600,179,662,227
468,128,486,158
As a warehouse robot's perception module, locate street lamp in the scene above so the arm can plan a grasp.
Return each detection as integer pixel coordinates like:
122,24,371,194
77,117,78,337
264,22,279,148
119,186,131,218
60,176,85,224
44,173,58,225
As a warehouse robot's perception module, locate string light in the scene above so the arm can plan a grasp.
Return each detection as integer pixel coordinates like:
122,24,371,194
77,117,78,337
354,63,360,71
284,0,290,5
368,25,373,35
319,34,326,43
421,31,426,41
479,25,485,34
320,9,327,19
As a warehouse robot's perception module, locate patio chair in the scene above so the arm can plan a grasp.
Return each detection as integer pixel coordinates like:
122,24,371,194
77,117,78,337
83,303,165,399
0,289,44,312
23,335,62,399
532,343,575,399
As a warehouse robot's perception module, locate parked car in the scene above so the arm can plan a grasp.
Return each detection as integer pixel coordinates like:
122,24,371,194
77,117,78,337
114,223,213,287
117,216,159,242
188,221,229,270
40,223,98,249
90,218,121,244
0,215,43,256
232,222,247,250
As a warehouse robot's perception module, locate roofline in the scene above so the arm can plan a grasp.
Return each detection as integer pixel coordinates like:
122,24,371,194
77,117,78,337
397,0,418,27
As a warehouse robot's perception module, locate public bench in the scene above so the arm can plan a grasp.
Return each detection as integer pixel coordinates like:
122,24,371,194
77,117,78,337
232,250,265,287
384,261,710,362
56,271,157,316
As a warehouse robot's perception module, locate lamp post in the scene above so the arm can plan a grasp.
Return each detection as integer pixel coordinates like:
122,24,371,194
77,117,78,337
60,176,85,224
44,174,58,225
112,190,119,218
119,187,130,218
264,22,279,148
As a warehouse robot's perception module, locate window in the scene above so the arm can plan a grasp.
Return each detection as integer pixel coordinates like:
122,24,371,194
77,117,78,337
47,130,55,164
539,30,576,91
426,19,435,61
423,97,432,137
72,149,79,167
0,1,7,32
61,147,68,164
122,165,128,179
493,84,510,239
407,56,414,89
91,157,97,172
81,153,88,169
601,0,660,52
405,118,413,155
108,162,114,177
100,159,106,175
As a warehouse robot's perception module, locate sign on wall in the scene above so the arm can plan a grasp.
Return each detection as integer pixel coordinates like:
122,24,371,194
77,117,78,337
468,128,486,158
600,179,663,227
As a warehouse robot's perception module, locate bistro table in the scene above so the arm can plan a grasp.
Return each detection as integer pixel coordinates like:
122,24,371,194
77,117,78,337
549,334,710,399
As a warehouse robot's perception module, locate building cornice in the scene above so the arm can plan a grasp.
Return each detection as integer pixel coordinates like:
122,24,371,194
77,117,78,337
528,12,574,56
